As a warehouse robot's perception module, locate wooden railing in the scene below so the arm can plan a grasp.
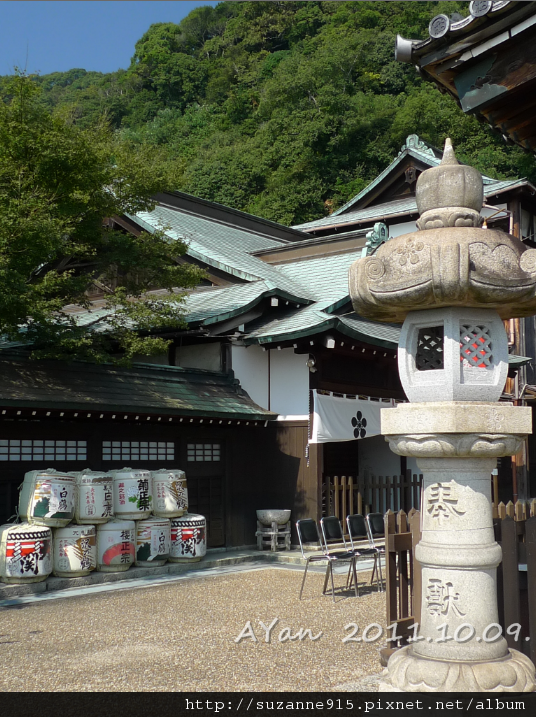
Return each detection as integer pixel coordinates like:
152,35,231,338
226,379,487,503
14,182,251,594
322,471,422,519
384,501,536,667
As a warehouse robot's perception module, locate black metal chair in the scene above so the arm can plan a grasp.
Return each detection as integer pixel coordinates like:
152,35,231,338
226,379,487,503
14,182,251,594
320,516,360,599
296,518,358,602
365,512,386,589
347,513,383,592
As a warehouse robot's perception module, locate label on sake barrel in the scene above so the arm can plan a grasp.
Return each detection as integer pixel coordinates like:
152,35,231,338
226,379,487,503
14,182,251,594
55,529,96,573
170,516,206,559
99,528,135,567
136,521,170,563
32,480,75,520
154,476,187,513
78,479,113,520
5,528,52,577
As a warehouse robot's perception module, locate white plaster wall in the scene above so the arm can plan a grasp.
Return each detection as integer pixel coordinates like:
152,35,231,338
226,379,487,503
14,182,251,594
269,348,309,416
231,345,309,414
231,345,269,408
388,220,417,238
359,435,401,476
406,455,420,477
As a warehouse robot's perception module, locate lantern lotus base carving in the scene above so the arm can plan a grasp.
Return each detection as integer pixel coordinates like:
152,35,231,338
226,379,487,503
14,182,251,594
383,646,536,693
386,433,525,458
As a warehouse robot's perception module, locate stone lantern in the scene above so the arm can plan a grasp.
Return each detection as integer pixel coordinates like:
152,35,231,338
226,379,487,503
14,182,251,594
349,140,536,692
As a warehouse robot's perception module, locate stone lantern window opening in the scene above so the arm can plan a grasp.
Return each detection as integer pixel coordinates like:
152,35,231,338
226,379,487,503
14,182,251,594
416,325,444,371
399,308,508,403
460,323,493,369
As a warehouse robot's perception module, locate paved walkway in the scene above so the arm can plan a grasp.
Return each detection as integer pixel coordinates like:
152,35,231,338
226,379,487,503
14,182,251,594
0,563,385,692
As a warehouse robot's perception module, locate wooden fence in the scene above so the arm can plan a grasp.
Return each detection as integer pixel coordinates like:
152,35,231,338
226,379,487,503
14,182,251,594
382,508,421,663
384,501,536,666
322,471,422,520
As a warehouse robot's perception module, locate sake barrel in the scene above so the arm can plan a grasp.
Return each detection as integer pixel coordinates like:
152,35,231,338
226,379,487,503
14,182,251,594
73,470,113,525
19,469,76,528
109,468,152,520
151,469,188,518
169,513,206,563
53,524,96,577
0,523,52,584
135,518,170,566
96,519,135,572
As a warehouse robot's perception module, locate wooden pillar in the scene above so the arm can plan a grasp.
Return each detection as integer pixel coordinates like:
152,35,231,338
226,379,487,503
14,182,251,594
307,441,323,522
508,198,529,500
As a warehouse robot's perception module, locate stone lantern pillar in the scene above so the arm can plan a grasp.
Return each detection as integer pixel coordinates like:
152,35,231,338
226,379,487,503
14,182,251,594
349,140,536,692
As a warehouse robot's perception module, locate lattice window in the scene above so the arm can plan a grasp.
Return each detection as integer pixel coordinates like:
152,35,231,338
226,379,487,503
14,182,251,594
416,326,444,371
0,440,87,462
187,443,221,462
102,441,174,461
460,325,493,368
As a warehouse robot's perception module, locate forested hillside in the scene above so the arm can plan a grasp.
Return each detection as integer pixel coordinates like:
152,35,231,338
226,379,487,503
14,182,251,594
5,1,536,225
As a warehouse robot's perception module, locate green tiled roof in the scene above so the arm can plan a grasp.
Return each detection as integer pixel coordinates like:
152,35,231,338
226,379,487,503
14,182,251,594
243,302,401,350
338,314,401,346
66,228,362,333
277,250,363,302
184,280,311,326
0,356,275,420
292,177,530,232
181,250,369,343
293,198,419,231
131,206,310,297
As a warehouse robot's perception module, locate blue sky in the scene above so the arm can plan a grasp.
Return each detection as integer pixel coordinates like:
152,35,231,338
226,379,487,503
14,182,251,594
0,1,218,76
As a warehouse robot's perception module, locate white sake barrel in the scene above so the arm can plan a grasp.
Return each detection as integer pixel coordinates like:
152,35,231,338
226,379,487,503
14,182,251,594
0,523,52,584
72,470,113,525
96,519,135,572
169,513,207,563
135,518,170,566
19,469,76,527
53,525,96,577
151,469,188,518
109,468,152,520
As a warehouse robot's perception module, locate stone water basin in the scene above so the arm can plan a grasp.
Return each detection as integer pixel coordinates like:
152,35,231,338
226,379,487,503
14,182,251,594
256,510,291,526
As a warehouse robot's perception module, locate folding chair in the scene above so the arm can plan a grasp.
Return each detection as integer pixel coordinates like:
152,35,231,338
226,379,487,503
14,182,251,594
320,516,360,599
365,512,386,590
296,518,358,602
347,513,383,592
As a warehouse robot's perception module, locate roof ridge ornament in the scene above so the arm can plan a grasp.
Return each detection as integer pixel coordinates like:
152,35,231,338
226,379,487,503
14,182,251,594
362,222,389,258
399,134,435,158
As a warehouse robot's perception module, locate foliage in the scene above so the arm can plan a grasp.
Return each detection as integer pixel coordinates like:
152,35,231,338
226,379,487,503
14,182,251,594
3,1,536,227
0,73,203,362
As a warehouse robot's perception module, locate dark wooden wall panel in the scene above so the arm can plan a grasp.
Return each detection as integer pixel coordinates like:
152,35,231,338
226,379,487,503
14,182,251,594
0,418,283,549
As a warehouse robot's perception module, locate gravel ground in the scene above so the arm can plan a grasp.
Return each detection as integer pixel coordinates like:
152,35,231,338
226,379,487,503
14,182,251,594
0,566,386,692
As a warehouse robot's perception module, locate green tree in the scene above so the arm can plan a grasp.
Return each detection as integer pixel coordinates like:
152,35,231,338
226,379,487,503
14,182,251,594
0,73,203,362
7,2,536,224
